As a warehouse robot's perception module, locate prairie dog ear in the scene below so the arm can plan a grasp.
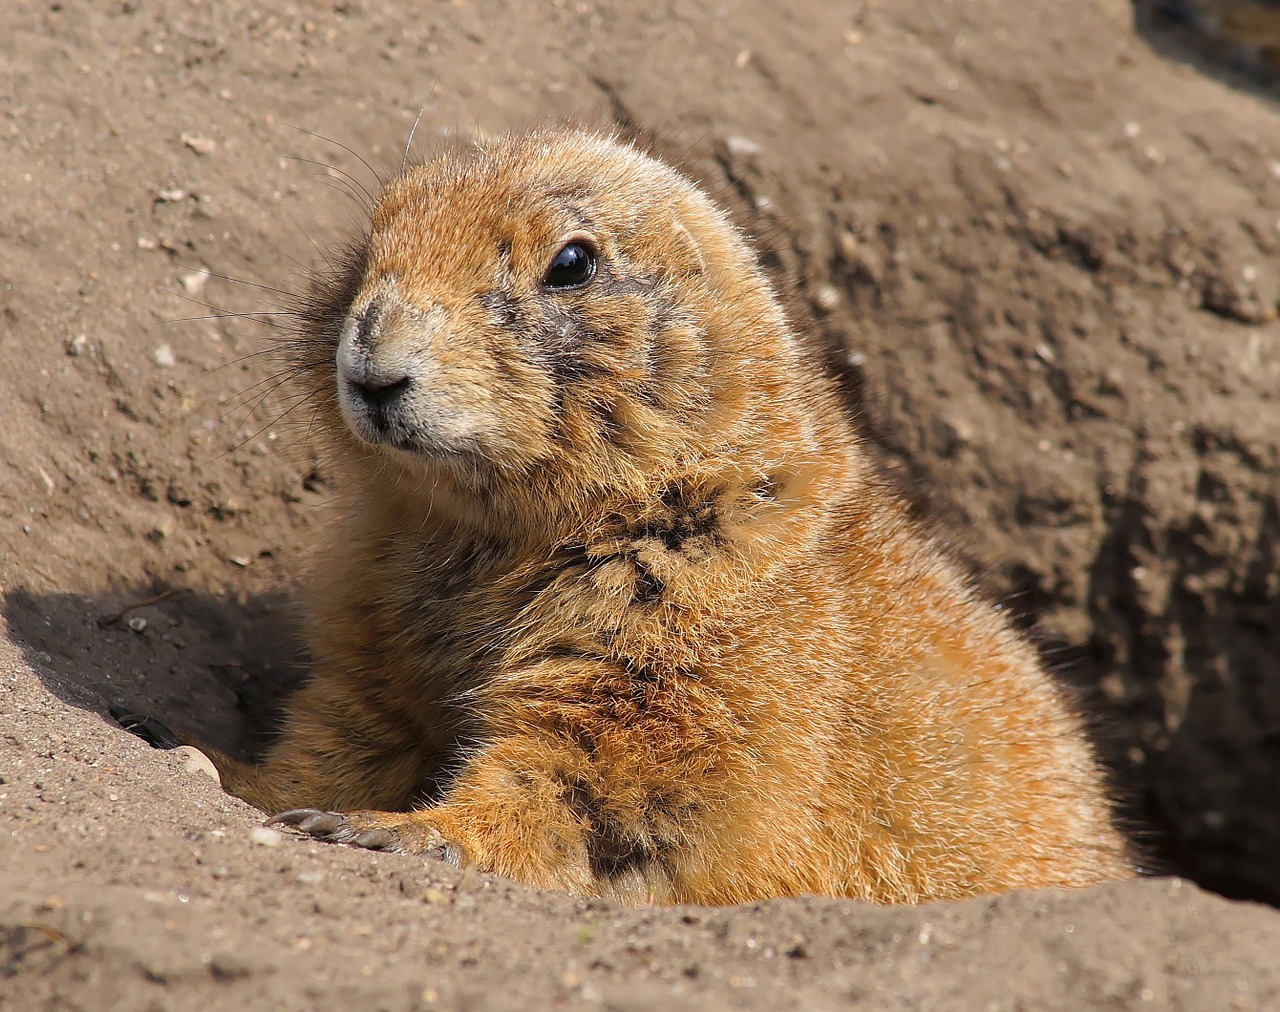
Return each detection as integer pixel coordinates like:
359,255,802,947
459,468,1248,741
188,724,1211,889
665,214,707,278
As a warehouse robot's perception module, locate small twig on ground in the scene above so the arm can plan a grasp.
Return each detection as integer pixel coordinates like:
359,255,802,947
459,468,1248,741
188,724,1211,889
97,588,186,627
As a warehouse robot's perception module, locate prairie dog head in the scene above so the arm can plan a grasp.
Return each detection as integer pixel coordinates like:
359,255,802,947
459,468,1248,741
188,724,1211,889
295,129,833,528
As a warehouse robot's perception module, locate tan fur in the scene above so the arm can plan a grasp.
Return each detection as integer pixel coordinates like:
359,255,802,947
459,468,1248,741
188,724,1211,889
193,128,1131,905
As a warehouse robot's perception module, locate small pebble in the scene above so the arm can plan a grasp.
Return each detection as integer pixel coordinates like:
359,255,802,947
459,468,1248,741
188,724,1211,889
423,887,452,906
249,826,283,848
153,344,176,367
181,132,216,156
179,270,208,295
175,745,221,786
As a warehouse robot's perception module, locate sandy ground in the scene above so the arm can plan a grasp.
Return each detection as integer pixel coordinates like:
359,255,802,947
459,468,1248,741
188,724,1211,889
2,0,1279,1007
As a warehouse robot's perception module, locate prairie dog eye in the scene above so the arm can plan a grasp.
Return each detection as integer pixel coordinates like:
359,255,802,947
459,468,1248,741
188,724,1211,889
542,240,597,289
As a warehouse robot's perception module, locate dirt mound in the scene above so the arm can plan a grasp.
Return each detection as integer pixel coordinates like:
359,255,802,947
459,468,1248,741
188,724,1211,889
2,0,1278,1006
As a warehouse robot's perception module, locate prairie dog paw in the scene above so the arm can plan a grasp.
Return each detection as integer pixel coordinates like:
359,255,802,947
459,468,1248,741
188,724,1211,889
266,808,468,865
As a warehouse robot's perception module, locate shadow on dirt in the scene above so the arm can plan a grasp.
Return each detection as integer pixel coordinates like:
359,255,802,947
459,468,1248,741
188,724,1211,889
6,584,307,763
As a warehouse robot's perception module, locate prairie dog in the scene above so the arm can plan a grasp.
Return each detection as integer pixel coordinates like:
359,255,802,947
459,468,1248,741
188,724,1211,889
137,128,1132,905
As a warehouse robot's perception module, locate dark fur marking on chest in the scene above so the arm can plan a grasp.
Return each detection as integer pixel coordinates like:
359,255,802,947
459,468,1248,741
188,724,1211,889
522,482,727,617
640,483,724,553
526,539,668,608
631,556,665,604
530,645,666,693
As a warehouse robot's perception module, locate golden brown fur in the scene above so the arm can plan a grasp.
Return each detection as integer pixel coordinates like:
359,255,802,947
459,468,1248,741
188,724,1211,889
186,128,1131,904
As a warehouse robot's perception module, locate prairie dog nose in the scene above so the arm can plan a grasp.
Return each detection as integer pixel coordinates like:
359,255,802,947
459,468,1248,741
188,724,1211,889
336,292,432,438
340,343,411,402
346,369,411,414
339,341,413,422
337,294,425,407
